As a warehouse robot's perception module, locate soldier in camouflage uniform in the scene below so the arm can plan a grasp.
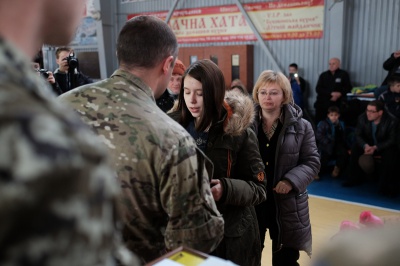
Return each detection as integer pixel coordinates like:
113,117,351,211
59,16,224,264
0,1,138,265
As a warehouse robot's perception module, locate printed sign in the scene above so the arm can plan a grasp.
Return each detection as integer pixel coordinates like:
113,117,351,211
128,0,324,43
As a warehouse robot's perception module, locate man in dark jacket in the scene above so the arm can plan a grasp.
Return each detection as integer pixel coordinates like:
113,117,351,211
381,49,400,86
343,100,397,193
314,58,352,123
54,47,93,94
378,75,400,119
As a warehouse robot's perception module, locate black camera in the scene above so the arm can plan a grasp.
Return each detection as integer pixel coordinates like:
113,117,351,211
289,73,299,79
64,53,79,69
37,69,49,78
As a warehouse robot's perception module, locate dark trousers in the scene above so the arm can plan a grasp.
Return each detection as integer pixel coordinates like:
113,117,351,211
256,201,300,266
320,143,349,172
272,240,300,266
378,147,399,196
348,144,396,191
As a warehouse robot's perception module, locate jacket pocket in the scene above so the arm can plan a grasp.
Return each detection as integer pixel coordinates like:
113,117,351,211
280,190,310,229
224,206,252,237
296,190,310,227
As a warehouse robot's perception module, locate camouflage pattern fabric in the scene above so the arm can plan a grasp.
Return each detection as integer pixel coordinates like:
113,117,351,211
0,38,138,265
59,69,224,263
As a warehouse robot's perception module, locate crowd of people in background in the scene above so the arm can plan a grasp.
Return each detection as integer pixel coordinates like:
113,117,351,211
311,53,400,198
1,0,399,264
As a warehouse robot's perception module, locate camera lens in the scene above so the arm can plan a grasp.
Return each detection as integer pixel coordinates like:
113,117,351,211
38,69,49,78
67,55,79,69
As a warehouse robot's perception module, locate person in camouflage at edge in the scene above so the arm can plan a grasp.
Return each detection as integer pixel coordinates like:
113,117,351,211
59,15,224,264
0,0,139,265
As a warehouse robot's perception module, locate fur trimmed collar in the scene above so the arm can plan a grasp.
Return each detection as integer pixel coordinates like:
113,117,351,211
222,90,255,136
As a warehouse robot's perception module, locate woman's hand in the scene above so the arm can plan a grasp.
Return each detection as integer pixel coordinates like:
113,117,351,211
273,180,293,194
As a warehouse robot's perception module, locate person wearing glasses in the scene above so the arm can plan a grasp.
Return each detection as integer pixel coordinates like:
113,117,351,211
342,100,397,194
251,70,320,266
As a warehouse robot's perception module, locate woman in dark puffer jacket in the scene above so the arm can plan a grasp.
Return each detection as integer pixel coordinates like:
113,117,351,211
251,70,320,266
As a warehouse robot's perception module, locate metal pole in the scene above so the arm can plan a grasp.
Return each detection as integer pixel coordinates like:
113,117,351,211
166,0,180,23
234,0,282,72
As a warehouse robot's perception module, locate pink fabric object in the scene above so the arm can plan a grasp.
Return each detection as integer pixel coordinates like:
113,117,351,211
359,211,384,226
340,220,361,231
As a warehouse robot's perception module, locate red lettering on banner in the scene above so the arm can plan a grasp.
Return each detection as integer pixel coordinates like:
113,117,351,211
199,18,206,28
171,20,181,30
172,18,206,30
219,17,227,27
238,16,247,27
210,17,218,28
267,12,280,18
189,18,197,29
227,15,236,26
127,0,324,43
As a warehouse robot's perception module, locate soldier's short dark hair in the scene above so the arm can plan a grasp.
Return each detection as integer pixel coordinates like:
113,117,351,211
117,15,178,70
178,59,226,132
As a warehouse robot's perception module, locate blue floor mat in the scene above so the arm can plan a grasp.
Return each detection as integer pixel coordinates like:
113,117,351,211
307,174,400,211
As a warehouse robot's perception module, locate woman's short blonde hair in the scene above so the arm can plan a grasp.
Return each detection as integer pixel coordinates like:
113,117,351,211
252,70,293,105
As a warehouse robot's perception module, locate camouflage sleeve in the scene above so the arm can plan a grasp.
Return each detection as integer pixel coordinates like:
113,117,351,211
0,108,137,266
160,137,224,253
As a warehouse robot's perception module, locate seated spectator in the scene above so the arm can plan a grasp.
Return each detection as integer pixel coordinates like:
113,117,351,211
157,59,186,112
54,47,93,94
378,75,400,119
316,105,349,179
314,58,352,124
342,101,397,195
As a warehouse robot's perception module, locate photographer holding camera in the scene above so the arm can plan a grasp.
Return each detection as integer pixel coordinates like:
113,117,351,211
54,47,93,94
32,59,62,95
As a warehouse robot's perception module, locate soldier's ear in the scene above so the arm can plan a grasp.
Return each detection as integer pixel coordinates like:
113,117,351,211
162,56,174,75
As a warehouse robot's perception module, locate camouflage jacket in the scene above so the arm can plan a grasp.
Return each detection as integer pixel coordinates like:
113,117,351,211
0,38,138,265
59,69,224,263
